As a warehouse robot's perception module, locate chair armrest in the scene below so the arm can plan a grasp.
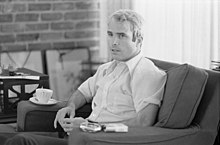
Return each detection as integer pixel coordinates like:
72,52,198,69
17,100,67,132
68,126,200,145
17,101,92,132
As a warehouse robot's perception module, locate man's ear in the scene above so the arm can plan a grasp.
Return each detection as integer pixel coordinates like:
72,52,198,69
136,37,143,48
138,37,143,43
132,32,137,42
133,31,143,42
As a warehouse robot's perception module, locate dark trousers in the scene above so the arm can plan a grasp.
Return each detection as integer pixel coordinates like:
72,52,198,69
4,133,67,145
0,133,17,145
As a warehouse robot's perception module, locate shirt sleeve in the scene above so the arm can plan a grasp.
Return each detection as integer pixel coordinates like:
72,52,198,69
131,62,167,113
78,66,102,103
78,62,110,103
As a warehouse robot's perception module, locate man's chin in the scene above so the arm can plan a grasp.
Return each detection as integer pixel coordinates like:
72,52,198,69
111,54,127,61
112,57,125,62
112,58,119,61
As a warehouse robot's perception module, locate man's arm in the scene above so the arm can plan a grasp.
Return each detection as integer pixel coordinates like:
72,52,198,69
67,89,87,112
123,103,159,127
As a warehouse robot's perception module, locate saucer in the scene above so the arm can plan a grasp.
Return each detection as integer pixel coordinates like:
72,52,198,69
29,97,57,105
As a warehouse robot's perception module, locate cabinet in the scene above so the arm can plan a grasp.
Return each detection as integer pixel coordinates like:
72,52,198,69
0,68,49,123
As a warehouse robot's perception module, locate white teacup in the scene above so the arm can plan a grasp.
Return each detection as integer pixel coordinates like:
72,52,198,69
35,88,53,104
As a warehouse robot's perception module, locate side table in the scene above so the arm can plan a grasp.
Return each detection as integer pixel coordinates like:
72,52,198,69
211,60,220,145
0,68,49,123
211,60,220,71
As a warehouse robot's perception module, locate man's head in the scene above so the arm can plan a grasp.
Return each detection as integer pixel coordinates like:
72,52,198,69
107,9,144,61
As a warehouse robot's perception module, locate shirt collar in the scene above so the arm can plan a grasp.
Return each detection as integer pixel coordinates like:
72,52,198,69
125,52,143,74
105,52,143,76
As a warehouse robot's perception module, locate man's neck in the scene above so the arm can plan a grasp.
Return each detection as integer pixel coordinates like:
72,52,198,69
121,50,141,62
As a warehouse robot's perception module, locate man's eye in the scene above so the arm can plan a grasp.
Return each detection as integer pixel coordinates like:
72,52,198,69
107,32,113,37
119,33,126,38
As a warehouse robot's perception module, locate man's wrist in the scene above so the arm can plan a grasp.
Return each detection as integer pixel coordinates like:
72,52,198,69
67,104,75,111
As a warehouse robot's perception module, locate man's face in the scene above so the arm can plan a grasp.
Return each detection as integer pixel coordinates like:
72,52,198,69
107,18,140,61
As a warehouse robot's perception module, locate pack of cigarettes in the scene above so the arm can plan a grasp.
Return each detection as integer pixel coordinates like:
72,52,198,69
102,123,128,132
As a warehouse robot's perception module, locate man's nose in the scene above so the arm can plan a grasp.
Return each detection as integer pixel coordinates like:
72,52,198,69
113,37,119,46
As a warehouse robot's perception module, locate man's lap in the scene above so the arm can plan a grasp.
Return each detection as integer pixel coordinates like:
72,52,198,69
0,132,17,145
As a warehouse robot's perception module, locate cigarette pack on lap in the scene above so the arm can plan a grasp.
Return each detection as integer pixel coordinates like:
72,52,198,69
103,123,128,132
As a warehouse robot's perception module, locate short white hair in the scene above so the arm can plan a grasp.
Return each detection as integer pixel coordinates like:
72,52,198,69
108,9,144,40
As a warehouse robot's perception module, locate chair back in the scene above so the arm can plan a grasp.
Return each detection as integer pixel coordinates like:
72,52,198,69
150,58,220,141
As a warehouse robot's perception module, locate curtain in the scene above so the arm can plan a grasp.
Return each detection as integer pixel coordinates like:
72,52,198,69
134,0,219,69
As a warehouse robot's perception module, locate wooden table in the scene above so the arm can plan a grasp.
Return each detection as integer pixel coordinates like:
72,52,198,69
0,68,49,123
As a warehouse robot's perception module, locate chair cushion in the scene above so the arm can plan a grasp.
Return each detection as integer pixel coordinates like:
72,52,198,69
155,64,208,128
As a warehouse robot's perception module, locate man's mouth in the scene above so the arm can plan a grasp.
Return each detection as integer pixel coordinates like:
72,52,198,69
111,49,119,52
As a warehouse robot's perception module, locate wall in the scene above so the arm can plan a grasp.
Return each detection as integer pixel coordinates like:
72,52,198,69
0,0,100,101
0,0,100,52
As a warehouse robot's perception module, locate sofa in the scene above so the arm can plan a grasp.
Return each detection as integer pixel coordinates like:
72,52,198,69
12,58,220,145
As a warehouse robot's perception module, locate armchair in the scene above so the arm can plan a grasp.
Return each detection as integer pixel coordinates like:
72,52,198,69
16,58,220,145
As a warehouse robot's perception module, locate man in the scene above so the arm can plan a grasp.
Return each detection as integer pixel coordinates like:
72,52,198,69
5,9,167,145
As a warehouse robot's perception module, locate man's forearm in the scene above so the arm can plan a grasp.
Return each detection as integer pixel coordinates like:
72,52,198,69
67,89,87,110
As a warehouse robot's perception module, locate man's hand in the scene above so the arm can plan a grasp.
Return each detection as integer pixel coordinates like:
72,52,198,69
53,90,88,131
54,106,75,128
60,117,86,134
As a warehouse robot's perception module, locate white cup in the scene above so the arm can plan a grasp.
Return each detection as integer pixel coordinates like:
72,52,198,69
35,88,53,104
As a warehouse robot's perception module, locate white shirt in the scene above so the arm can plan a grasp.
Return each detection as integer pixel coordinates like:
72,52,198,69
78,53,167,123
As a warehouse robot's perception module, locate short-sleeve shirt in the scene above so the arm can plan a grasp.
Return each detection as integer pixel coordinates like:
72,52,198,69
78,53,167,123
